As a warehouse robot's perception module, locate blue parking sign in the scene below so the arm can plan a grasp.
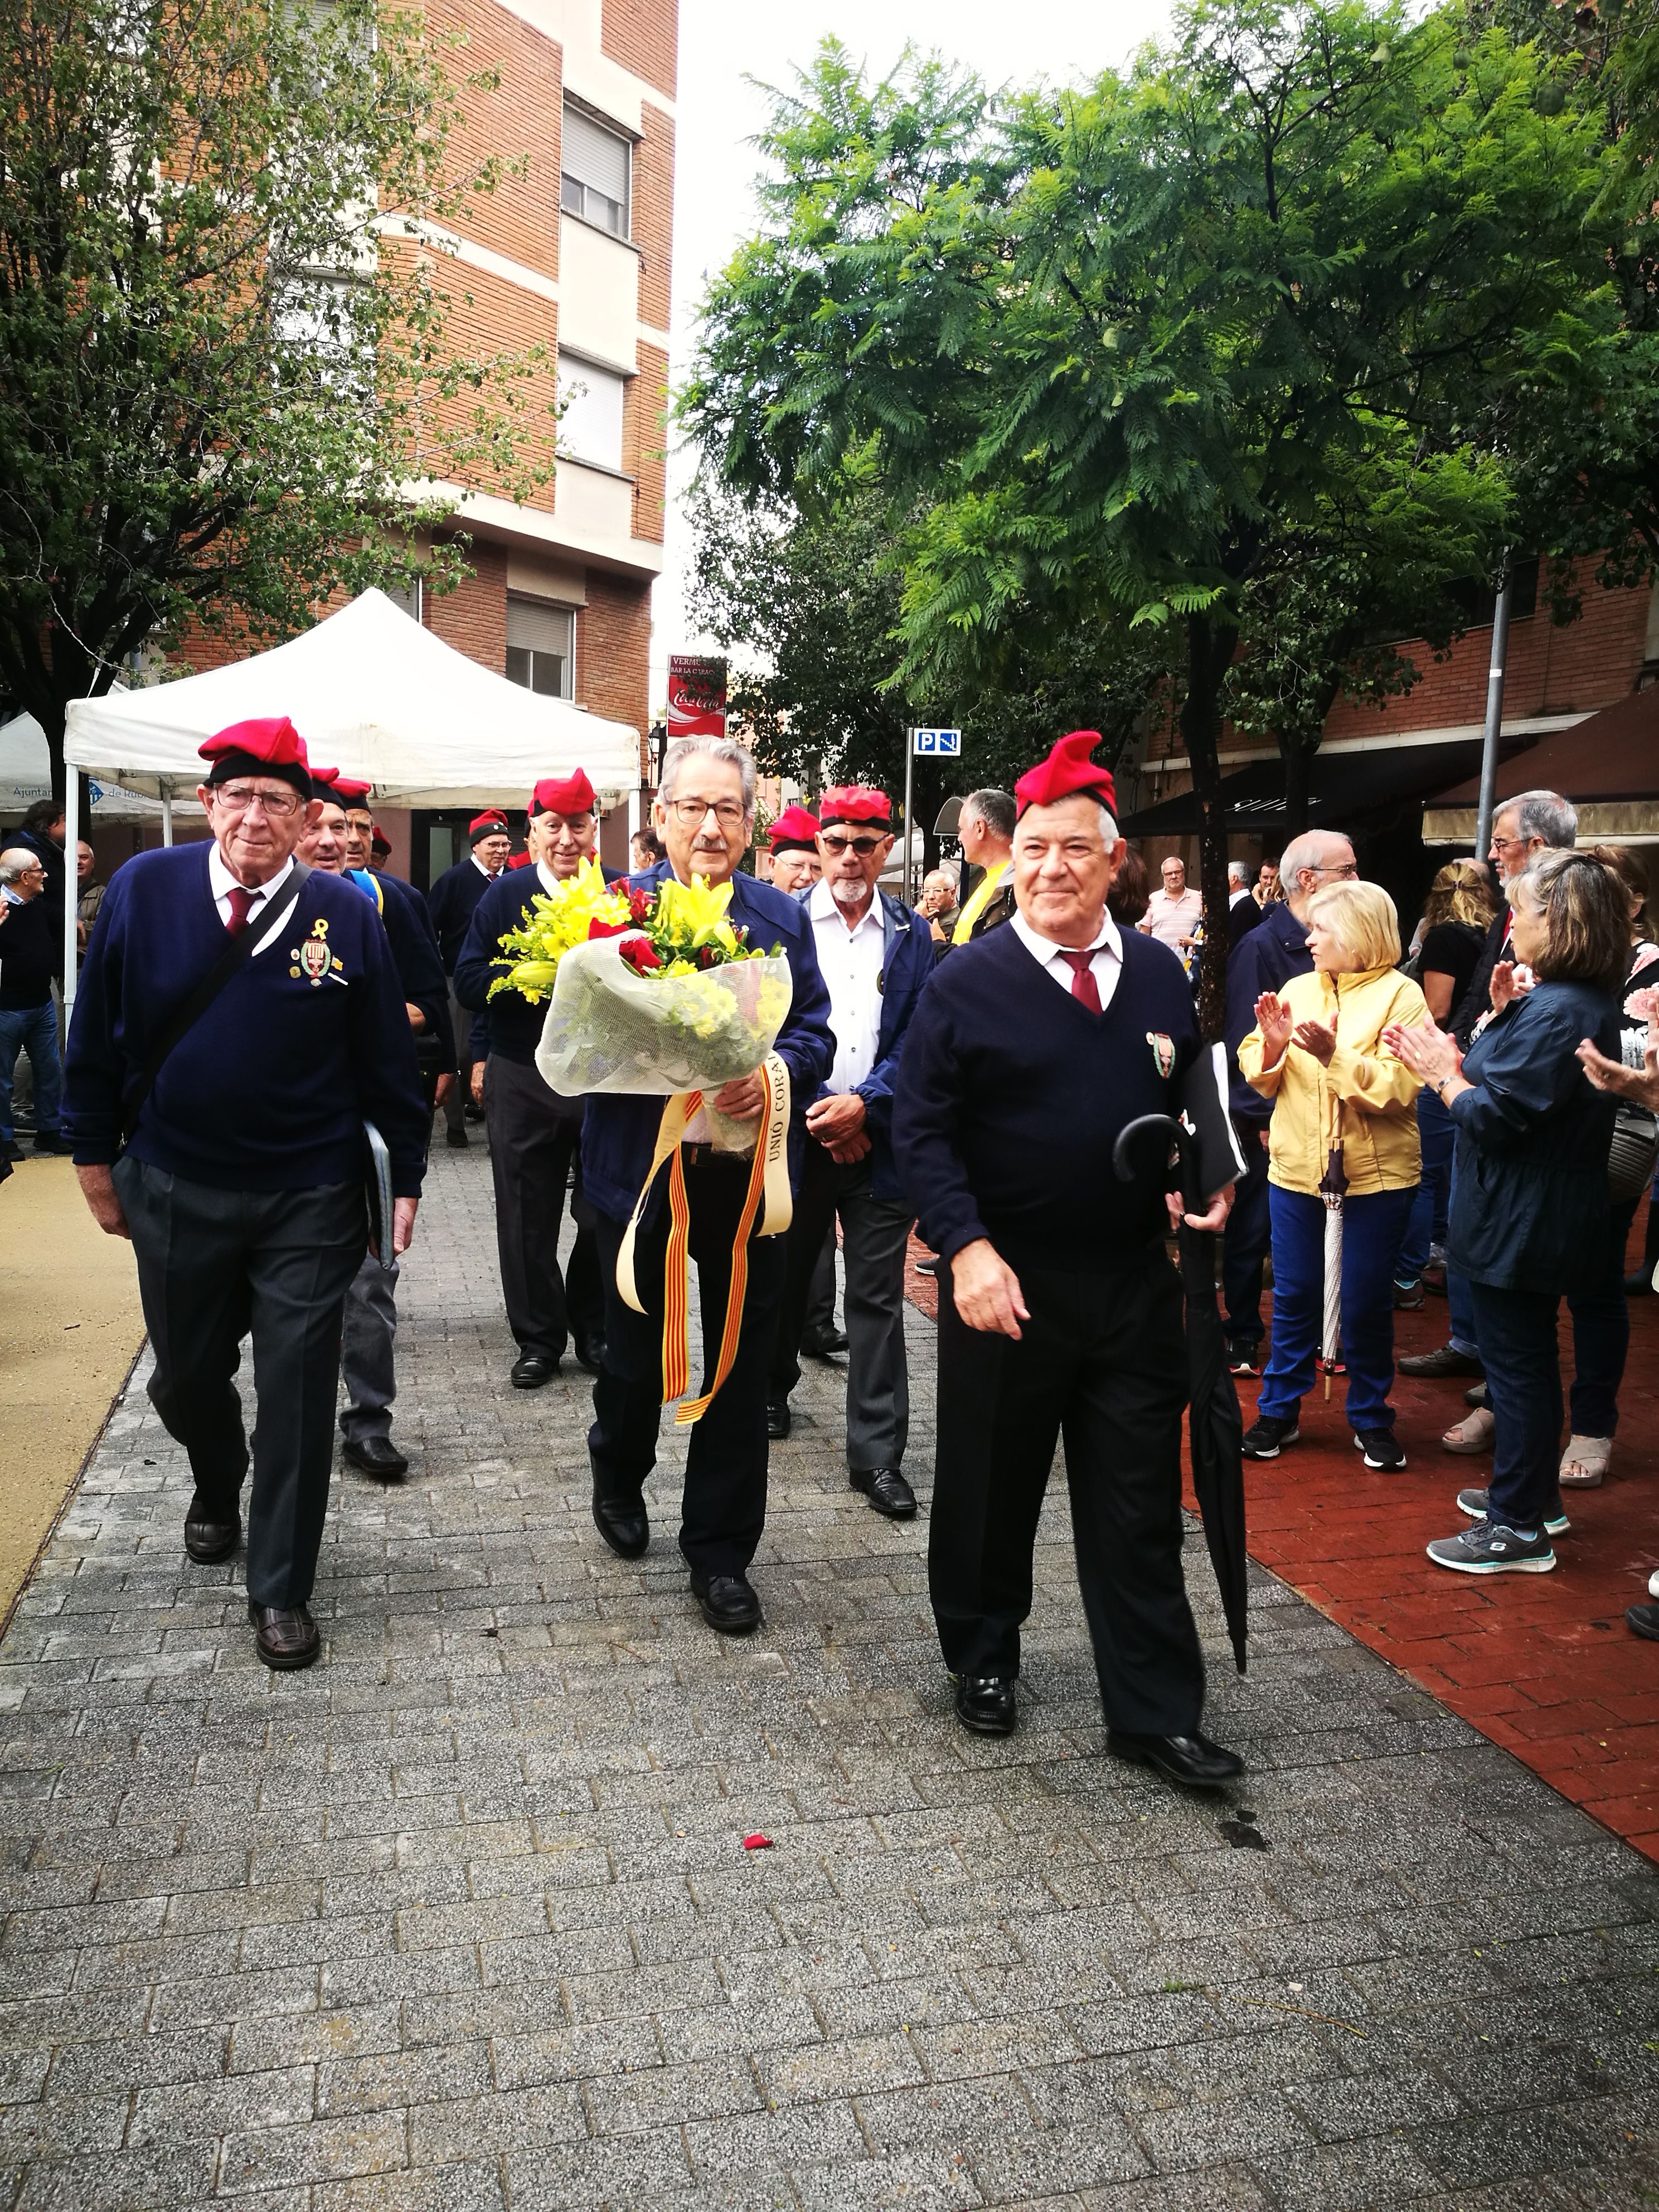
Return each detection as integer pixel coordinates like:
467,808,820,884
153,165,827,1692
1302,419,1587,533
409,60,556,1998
913,727,962,756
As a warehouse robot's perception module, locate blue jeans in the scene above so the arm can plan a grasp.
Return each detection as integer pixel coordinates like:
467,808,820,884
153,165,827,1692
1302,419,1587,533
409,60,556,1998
1221,1121,1272,1347
1397,1088,1455,1282
1564,1191,1641,1438
1443,1152,1482,1360
1469,1278,1566,1533
1258,1183,1417,1432
0,1004,62,1142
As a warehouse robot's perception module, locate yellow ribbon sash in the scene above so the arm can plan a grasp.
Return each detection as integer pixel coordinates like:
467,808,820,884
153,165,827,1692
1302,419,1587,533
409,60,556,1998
615,1052,793,1425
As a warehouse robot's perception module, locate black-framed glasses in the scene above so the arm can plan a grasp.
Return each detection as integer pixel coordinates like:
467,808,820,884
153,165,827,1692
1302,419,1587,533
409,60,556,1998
212,783,303,819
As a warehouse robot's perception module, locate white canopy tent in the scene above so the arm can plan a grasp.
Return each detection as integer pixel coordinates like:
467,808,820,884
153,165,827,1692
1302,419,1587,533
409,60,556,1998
60,588,642,1006
2,710,201,824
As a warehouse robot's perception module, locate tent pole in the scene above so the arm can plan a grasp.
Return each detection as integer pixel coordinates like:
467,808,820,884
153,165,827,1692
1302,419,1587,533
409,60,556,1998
160,778,174,847
62,766,80,1020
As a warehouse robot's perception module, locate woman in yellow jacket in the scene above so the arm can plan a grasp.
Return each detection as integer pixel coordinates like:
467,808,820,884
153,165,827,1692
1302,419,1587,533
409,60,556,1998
1235,881,1428,1470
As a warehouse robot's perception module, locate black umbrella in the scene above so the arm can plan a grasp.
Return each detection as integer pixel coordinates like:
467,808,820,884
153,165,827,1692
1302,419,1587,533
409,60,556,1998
1113,1112,1248,1673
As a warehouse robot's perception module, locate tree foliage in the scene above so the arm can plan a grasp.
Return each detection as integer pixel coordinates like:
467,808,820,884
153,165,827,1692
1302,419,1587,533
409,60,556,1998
0,0,557,787
683,3,1614,1032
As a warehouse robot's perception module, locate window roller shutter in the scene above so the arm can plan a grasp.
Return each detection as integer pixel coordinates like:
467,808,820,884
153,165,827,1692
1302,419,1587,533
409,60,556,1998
561,109,629,206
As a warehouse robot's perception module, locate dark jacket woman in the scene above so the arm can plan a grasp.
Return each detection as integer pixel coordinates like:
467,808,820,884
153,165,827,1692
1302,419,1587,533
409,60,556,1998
1445,979,1619,1294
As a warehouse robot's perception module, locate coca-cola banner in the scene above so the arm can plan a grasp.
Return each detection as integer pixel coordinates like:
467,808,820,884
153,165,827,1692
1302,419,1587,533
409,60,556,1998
667,654,727,740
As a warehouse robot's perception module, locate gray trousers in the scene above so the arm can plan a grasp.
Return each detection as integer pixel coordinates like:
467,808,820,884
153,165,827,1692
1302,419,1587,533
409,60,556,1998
114,1156,365,1608
443,983,473,1132
769,1148,913,1470
339,1251,399,1443
805,1233,838,1342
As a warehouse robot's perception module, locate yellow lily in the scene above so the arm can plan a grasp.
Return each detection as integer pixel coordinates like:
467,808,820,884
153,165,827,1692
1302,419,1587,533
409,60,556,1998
654,872,735,948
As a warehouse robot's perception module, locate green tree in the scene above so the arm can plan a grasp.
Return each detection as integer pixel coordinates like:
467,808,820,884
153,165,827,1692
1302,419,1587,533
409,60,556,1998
684,7,1612,1031
686,467,1172,848
0,0,556,794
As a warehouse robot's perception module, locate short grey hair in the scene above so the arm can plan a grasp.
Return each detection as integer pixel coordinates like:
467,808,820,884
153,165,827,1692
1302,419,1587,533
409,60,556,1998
1228,860,1249,889
1499,788,1576,851
1279,828,1354,890
659,736,756,812
0,847,41,885
963,788,1016,842
1015,799,1118,845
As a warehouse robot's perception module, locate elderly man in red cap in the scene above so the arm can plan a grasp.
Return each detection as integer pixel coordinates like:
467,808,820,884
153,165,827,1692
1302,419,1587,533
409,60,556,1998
63,718,429,1671
766,804,822,896
893,731,1245,1788
454,769,616,1386
427,810,513,1149
764,785,935,1518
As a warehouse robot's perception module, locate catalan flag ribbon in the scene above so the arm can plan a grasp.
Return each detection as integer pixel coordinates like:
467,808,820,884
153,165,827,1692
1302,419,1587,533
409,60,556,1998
615,1054,792,1424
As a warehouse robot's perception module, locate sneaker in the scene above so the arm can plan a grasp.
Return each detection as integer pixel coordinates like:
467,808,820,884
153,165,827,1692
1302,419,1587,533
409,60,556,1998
1226,1340,1262,1377
1427,1521,1555,1575
1646,1567,1659,1600
1628,1604,1659,1642
1399,1344,1484,1380
1242,1415,1299,1460
1457,1486,1569,1537
1393,1279,1425,1311
915,1255,939,1277
1354,1429,1406,1471
1422,1258,1448,1296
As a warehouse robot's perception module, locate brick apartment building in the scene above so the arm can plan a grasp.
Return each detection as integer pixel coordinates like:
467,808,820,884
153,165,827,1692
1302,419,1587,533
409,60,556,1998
1119,563,1659,906
77,0,675,890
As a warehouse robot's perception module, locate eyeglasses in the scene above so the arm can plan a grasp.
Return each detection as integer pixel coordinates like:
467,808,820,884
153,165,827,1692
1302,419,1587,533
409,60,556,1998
1312,861,1359,880
212,783,303,819
666,797,746,829
819,834,885,857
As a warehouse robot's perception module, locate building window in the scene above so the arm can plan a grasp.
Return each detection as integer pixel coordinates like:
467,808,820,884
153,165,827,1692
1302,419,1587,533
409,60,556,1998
506,596,574,698
385,576,423,622
560,103,630,239
557,353,626,473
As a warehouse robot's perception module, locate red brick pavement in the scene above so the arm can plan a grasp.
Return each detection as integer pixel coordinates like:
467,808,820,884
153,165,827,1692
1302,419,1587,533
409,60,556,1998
904,1219,1659,1862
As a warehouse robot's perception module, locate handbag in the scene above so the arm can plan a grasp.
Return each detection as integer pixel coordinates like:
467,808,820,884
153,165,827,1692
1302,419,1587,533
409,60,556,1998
1609,1100,1659,1202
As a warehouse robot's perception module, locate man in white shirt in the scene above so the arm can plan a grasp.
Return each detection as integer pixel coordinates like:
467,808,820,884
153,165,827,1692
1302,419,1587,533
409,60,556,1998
764,786,936,1519
1138,853,1205,964
1228,861,1251,906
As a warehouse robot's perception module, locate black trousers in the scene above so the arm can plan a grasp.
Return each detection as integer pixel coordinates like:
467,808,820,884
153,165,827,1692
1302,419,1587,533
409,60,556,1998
589,1153,785,1577
114,1156,365,1608
484,1052,603,1360
768,1144,913,1470
930,1242,1206,1735
1221,1121,1272,1349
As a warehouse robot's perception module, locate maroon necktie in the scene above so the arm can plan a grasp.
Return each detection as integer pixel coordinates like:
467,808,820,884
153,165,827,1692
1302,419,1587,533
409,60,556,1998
224,885,256,938
1060,947,1103,1015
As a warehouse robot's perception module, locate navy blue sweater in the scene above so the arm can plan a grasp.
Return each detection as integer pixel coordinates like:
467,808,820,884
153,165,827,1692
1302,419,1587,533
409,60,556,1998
426,856,498,974
1447,978,1619,1293
581,861,836,1225
1224,899,1314,1127
66,845,429,1196
348,870,454,1076
453,862,628,1069
893,923,1203,1272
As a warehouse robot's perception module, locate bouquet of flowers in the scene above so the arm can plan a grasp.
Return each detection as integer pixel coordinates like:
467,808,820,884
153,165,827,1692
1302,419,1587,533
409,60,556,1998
487,860,793,1148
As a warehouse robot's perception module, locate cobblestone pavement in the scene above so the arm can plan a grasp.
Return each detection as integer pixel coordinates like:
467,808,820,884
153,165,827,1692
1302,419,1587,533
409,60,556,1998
2,1141,1658,2210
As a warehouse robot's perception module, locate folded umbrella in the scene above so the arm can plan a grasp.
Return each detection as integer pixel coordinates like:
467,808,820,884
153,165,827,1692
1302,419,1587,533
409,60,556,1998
1113,1112,1248,1673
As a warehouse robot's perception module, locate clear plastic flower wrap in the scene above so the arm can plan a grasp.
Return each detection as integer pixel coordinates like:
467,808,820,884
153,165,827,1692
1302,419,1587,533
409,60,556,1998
535,937,794,1151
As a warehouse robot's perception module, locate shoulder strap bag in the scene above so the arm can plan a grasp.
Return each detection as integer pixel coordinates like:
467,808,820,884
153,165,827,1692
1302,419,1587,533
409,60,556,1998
118,864,312,1149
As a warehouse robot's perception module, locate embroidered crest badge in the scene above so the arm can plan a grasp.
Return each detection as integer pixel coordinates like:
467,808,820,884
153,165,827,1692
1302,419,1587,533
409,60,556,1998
1146,1031,1176,1079
293,916,332,986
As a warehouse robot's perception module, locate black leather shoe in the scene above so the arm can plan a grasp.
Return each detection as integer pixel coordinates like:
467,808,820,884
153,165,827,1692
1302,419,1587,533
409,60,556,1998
183,1494,240,1564
445,1126,469,1148
689,1569,761,1634
1107,1729,1244,1788
510,1354,559,1389
1398,1345,1484,1380
802,1327,849,1357
248,1600,321,1671
851,1467,916,1519
573,1333,607,1375
593,1492,649,1560
463,1104,484,1123
953,1675,1016,1736
766,1399,791,1440
343,1435,409,1480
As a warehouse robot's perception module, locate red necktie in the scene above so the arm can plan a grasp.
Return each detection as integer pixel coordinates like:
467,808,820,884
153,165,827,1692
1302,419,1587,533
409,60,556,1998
224,885,256,938
1060,947,1103,1015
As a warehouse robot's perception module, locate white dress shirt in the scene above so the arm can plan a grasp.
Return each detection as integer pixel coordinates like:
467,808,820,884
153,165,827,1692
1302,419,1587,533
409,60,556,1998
808,877,886,1093
473,853,498,880
1010,908,1124,1013
207,847,298,960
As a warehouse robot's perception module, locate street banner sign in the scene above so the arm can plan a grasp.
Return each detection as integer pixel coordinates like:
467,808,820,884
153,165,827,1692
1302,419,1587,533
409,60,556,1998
667,654,727,740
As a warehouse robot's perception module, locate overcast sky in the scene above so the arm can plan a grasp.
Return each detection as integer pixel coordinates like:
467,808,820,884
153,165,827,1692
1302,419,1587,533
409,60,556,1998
649,0,1176,707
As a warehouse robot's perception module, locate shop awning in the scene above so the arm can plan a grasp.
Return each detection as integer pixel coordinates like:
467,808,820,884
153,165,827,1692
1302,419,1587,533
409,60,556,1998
1422,686,1659,844
1121,733,1542,839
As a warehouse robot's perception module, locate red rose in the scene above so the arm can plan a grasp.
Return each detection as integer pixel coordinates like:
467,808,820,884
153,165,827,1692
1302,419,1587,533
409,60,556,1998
619,936,662,973
629,886,652,921
587,918,633,940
